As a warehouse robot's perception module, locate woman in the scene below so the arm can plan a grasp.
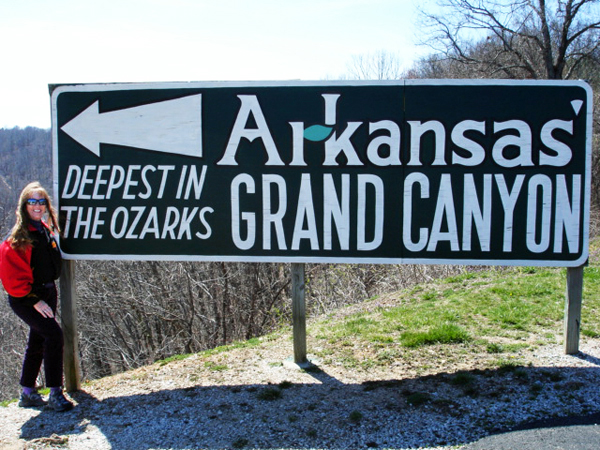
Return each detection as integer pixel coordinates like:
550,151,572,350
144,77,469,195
0,182,73,412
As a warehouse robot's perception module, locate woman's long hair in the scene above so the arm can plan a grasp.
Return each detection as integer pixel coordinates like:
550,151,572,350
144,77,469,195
9,182,60,251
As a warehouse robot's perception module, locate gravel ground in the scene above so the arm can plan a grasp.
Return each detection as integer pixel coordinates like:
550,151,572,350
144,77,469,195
1,335,599,450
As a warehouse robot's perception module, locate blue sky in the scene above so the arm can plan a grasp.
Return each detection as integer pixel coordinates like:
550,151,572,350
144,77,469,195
0,0,426,129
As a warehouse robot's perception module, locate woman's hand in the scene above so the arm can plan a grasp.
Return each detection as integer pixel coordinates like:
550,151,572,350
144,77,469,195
34,300,54,318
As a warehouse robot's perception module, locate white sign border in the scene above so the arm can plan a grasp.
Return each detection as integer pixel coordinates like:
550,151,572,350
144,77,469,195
50,79,593,267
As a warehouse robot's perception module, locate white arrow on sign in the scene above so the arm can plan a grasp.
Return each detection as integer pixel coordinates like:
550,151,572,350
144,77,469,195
61,94,203,158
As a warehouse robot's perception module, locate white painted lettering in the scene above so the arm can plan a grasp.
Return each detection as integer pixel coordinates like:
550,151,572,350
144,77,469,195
218,95,283,166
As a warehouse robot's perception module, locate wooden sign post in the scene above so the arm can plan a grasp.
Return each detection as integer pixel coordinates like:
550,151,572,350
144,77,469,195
291,263,307,364
59,259,81,392
564,265,584,354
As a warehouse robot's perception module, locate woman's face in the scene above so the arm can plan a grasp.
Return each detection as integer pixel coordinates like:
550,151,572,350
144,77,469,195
26,191,47,222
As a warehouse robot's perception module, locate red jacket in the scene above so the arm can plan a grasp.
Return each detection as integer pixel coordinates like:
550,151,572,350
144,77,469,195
0,222,58,298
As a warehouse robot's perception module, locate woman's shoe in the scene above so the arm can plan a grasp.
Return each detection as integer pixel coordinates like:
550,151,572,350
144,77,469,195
48,390,74,412
19,390,47,408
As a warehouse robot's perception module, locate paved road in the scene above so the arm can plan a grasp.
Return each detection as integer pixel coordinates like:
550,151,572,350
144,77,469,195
463,412,600,450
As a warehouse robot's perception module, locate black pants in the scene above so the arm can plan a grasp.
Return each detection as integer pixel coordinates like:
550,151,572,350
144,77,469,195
9,284,64,388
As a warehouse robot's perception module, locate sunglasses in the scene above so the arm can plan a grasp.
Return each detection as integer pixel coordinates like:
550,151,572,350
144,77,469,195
26,198,47,206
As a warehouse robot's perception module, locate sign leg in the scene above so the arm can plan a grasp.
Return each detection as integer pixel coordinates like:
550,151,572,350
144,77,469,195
291,263,307,364
564,265,584,355
60,260,81,392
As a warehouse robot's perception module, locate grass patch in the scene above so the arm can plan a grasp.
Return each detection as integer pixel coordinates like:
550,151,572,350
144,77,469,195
205,337,263,356
450,371,475,386
204,361,228,372
494,357,529,373
0,398,17,407
582,329,600,338
156,353,192,366
405,392,431,406
309,254,600,369
486,342,504,354
349,410,363,422
257,386,282,401
401,323,470,347
232,438,249,448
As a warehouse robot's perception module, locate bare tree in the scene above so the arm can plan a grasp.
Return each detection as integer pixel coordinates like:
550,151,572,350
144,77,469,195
345,50,405,80
418,0,600,79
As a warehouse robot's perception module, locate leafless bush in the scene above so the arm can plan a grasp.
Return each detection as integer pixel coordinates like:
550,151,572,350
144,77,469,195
74,261,291,381
304,263,477,315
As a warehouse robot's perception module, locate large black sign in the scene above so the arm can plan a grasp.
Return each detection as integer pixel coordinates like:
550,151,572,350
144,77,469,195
51,80,592,266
